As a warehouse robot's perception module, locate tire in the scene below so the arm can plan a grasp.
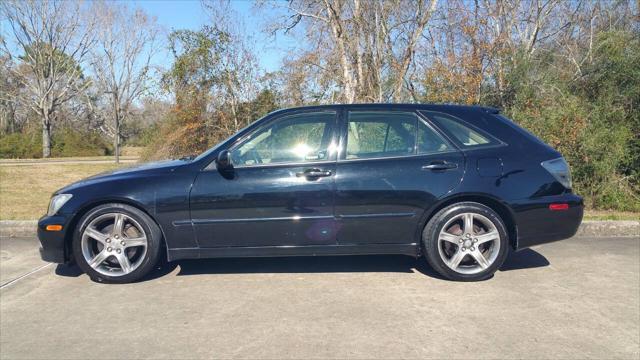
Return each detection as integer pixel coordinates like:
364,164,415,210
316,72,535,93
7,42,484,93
422,202,509,281
72,203,163,284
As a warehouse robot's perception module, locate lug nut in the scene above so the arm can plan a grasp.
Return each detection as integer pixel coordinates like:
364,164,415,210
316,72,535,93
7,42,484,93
458,239,463,243
473,239,478,243
106,238,111,243
114,235,119,239
107,247,112,252
121,241,125,246
461,247,466,251
116,249,121,254
471,247,475,251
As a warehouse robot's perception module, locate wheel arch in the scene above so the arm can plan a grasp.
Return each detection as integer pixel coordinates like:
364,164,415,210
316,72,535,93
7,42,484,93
64,198,168,263
417,193,518,251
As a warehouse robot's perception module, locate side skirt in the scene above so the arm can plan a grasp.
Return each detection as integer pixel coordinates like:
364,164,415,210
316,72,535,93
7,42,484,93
167,243,420,262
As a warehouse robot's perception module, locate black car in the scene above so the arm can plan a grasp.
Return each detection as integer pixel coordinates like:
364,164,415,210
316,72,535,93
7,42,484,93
38,104,583,283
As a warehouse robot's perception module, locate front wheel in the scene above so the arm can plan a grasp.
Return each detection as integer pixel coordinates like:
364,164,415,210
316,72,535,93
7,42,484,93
423,202,509,281
72,203,163,284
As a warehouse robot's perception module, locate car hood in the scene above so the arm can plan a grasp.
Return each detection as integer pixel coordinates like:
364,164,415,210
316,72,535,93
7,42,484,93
56,159,191,193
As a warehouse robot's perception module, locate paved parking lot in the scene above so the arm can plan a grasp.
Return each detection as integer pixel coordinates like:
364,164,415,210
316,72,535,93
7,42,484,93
1,235,638,359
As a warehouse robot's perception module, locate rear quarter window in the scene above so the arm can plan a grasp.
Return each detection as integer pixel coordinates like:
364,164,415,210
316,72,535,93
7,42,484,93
420,111,501,148
494,114,551,148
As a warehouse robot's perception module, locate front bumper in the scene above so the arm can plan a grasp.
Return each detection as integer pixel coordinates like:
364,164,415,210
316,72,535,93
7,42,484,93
512,193,584,250
37,215,72,263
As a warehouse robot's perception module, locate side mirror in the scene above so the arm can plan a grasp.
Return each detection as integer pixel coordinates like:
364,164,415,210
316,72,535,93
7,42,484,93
216,150,232,170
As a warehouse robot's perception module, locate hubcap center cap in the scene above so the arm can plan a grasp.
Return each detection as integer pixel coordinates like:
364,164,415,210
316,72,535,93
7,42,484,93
463,239,473,248
108,237,125,251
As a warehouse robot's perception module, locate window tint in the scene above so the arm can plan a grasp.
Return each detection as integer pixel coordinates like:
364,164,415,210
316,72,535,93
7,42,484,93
424,111,492,147
231,112,334,166
496,114,547,147
346,112,416,159
418,120,452,154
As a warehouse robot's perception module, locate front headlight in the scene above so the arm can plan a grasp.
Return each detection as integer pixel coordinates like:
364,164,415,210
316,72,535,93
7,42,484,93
47,194,73,216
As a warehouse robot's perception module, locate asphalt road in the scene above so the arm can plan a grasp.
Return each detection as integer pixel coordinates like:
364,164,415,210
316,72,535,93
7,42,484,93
1,235,638,359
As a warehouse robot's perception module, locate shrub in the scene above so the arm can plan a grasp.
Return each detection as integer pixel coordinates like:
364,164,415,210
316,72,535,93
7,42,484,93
0,127,112,158
495,29,640,212
0,128,42,158
51,127,112,157
142,97,213,161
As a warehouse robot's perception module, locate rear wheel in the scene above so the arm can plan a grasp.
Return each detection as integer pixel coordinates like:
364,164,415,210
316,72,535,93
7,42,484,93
72,203,162,284
423,202,508,281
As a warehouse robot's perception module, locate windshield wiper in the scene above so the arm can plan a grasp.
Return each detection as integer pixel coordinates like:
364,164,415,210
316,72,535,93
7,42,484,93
178,154,196,161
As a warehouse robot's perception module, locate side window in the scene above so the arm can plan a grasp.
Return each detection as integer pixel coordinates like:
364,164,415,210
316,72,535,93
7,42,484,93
424,111,492,147
418,120,452,154
346,112,416,159
231,112,335,166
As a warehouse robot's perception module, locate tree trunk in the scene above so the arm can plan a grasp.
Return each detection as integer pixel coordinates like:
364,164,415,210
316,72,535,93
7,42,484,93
42,116,52,158
353,0,364,100
392,0,438,102
114,105,120,163
324,0,357,103
113,97,121,163
114,117,120,164
226,75,240,131
496,57,506,108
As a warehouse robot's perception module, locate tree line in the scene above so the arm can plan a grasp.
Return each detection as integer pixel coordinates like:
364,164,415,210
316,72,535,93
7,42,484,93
1,0,638,211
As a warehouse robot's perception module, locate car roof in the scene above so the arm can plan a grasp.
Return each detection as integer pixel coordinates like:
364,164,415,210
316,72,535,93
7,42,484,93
271,103,500,115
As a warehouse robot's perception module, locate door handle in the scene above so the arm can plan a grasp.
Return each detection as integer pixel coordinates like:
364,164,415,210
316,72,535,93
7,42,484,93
296,168,332,178
422,161,458,171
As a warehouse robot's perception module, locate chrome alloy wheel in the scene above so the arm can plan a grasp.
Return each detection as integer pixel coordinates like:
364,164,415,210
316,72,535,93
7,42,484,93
81,213,148,277
437,212,501,275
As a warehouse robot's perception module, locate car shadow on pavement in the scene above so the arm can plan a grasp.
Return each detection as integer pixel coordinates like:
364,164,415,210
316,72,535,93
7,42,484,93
54,264,83,277
174,255,423,275
171,248,549,280
500,248,550,271
54,248,549,282
54,260,180,282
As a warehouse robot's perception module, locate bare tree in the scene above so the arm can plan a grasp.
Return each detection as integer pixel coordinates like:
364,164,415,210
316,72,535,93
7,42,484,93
0,56,21,134
0,0,95,157
267,0,438,103
203,0,262,131
90,1,159,163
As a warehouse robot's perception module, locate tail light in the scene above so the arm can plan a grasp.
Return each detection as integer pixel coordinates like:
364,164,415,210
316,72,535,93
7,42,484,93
541,157,572,189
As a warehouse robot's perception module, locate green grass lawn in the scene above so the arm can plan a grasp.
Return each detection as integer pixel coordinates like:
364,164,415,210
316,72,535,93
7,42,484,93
583,211,639,221
0,163,126,220
0,156,138,163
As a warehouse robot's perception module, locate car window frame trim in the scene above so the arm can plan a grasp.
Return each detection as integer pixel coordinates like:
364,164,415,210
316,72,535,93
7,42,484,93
336,148,463,164
338,109,459,162
204,108,340,171
417,110,507,150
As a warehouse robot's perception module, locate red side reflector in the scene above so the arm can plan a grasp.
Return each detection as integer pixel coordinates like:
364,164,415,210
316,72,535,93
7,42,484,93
549,203,569,211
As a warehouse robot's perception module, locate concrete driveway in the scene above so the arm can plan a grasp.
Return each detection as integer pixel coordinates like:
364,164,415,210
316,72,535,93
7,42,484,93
1,235,638,359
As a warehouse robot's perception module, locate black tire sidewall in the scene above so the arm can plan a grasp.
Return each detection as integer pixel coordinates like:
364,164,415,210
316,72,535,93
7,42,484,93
423,202,509,281
72,203,162,284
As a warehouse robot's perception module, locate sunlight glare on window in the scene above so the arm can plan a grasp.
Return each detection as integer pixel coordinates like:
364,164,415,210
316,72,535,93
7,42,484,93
291,143,313,159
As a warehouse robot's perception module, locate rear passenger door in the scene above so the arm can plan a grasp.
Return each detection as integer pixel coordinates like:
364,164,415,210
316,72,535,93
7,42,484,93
334,110,465,245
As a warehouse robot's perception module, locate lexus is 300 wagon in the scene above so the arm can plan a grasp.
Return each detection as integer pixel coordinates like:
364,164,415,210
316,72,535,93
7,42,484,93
38,104,583,283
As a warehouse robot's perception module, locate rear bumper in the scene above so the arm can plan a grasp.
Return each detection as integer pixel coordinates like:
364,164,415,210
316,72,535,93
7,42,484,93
37,215,71,264
512,194,584,250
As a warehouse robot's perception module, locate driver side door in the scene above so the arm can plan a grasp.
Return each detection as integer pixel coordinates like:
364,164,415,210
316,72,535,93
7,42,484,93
190,110,339,248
